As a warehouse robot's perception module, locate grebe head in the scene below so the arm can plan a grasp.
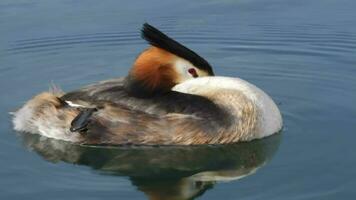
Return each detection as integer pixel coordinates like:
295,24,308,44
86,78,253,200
125,23,214,97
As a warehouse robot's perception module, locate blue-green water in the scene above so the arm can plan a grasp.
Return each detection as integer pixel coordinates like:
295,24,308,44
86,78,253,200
1,0,355,199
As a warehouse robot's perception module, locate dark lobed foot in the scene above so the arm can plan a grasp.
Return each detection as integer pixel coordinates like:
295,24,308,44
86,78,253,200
70,108,98,133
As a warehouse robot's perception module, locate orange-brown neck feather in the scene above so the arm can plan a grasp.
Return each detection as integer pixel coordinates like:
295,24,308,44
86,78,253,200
130,47,178,93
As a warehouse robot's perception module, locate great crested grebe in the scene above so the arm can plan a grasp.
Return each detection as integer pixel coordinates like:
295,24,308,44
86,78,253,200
13,23,282,145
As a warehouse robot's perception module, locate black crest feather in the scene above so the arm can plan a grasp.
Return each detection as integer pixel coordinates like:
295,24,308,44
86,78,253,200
141,23,214,75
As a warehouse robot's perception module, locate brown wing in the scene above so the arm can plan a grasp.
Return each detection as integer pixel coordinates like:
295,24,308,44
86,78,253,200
80,102,233,145
62,78,234,145
61,77,228,119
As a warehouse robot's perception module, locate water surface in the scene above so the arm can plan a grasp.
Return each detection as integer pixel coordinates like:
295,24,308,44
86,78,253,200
1,0,355,199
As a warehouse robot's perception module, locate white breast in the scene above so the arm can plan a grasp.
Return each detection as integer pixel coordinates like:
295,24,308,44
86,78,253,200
173,76,283,139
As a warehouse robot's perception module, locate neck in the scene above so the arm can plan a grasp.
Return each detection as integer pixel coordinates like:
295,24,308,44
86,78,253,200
124,74,170,98
172,76,283,141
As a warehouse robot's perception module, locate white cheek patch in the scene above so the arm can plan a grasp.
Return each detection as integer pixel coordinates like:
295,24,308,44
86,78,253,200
174,58,195,81
65,101,85,108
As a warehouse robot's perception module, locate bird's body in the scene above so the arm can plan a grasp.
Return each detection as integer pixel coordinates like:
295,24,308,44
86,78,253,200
12,23,282,145
13,76,282,145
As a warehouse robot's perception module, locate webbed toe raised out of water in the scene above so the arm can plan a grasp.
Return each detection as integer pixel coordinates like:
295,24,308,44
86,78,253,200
70,108,98,133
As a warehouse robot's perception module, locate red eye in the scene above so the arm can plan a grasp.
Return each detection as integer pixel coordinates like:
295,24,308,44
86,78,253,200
188,68,198,78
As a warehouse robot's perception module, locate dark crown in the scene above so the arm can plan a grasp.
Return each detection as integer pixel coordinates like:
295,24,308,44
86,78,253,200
141,23,214,75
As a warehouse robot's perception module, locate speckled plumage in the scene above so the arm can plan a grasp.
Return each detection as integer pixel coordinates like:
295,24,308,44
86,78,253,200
13,76,282,145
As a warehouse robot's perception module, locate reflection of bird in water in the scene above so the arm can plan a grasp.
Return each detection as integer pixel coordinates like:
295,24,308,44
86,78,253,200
20,133,281,200
132,178,214,200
